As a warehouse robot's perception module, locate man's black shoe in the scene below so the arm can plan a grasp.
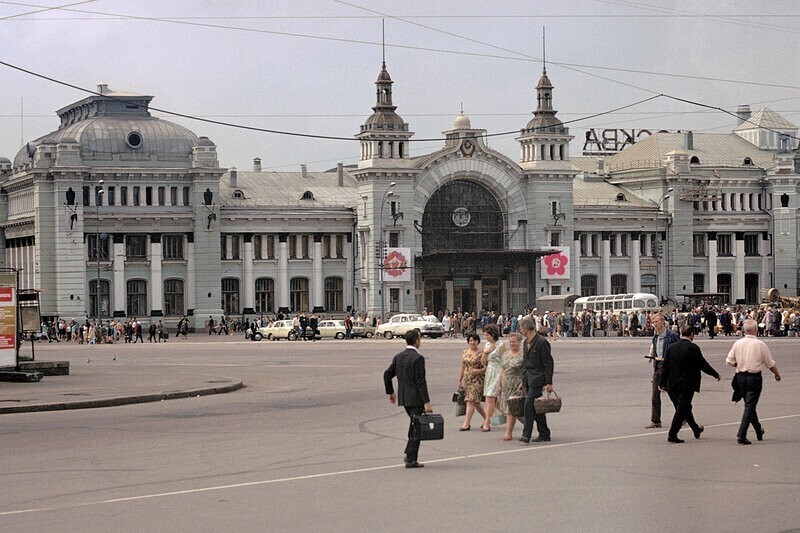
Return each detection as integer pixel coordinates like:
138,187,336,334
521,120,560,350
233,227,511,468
533,436,551,442
518,437,531,444
405,462,424,469
755,427,764,441
667,437,685,443
737,438,752,445
693,425,704,439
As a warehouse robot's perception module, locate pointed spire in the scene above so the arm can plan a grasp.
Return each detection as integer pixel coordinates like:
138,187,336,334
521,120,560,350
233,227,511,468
542,26,547,76
382,18,386,64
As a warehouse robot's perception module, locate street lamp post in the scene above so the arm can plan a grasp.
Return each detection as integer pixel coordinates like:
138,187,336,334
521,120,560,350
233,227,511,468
378,182,396,324
656,188,673,303
95,180,104,323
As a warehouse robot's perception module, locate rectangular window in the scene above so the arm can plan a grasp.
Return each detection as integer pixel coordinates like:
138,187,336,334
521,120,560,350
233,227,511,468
744,234,759,256
322,235,331,258
107,186,116,206
620,234,628,256
579,234,587,257
230,235,240,260
592,234,600,257
133,186,141,206
87,234,110,261
693,273,705,294
609,234,617,255
389,232,399,247
550,232,560,247
183,186,190,206
717,234,732,256
253,235,262,260
126,235,147,259
82,186,90,207
335,235,344,258
162,235,184,260
266,235,275,259
389,288,400,312
170,186,178,206
550,285,561,296
95,186,103,206
145,186,153,206
120,186,128,206
220,235,227,260
693,234,706,257
157,186,165,206
163,279,184,316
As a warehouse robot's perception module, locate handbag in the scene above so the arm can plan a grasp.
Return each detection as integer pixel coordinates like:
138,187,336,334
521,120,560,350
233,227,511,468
454,387,466,416
534,390,562,414
414,413,444,441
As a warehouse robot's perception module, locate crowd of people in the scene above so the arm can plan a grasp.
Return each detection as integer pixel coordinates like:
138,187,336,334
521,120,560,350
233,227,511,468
33,316,193,344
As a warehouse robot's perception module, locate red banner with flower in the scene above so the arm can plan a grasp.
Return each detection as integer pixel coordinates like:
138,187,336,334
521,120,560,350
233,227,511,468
541,246,571,280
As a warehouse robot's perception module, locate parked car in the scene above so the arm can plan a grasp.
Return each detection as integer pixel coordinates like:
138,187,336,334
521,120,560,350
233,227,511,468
376,313,444,339
252,319,296,341
351,321,376,338
315,319,347,340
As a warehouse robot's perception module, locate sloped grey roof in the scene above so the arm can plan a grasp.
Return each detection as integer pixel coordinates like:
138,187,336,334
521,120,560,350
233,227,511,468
220,170,358,208
604,132,775,172
734,107,798,132
573,174,656,208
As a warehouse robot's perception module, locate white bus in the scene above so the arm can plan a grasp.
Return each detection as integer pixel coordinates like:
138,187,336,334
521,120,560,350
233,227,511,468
573,293,659,314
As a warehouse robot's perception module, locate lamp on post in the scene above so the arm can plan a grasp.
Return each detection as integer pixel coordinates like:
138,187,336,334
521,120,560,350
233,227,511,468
378,182,396,323
95,180,104,323
656,187,673,303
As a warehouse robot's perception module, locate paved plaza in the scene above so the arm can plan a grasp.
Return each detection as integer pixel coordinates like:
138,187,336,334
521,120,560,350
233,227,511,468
0,335,797,532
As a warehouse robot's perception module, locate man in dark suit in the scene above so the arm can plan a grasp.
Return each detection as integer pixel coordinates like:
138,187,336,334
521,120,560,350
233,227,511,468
659,324,720,443
384,329,432,468
519,316,554,444
647,312,680,428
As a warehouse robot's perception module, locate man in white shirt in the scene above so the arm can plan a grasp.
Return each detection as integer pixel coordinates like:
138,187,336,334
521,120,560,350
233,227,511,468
726,319,781,445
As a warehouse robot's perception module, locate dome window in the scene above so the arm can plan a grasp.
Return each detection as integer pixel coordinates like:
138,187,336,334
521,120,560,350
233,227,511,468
233,190,245,199
126,131,143,149
615,193,627,202
689,155,700,164
301,191,315,201
742,157,753,165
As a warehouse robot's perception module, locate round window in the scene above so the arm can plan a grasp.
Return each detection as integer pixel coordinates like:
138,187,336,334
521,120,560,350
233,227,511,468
126,131,143,149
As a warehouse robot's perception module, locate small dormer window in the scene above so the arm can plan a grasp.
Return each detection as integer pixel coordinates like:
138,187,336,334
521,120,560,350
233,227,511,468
301,191,315,201
690,156,700,164
743,157,753,165
616,193,626,202
233,190,245,199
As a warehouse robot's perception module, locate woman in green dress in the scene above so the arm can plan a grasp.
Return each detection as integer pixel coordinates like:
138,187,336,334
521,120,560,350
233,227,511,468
499,332,525,441
481,324,506,432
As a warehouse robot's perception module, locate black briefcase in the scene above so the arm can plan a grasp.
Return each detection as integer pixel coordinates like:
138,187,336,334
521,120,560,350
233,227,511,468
414,413,444,441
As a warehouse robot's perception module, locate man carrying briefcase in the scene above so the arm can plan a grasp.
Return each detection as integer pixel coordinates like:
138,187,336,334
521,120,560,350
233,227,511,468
384,329,432,469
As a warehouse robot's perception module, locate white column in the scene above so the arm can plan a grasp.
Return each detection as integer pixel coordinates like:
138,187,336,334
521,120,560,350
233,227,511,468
344,235,354,312
586,233,594,257
631,234,641,292
113,237,125,316
278,235,289,310
312,235,323,311
242,235,254,314
225,235,232,260
474,279,483,311
707,236,718,293
445,280,454,311
734,234,745,303
573,235,582,296
760,234,770,292
150,237,163,314
186,238,195,314
600,233,611,294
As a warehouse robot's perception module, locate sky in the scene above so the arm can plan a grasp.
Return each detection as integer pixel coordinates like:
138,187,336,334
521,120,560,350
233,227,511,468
1,0,799,172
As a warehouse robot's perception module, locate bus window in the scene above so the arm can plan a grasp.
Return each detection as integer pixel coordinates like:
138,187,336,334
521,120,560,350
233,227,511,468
634,299,645,308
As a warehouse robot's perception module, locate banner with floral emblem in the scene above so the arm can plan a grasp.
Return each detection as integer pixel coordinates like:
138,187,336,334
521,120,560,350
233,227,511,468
540,247,570,280
383,247,411,282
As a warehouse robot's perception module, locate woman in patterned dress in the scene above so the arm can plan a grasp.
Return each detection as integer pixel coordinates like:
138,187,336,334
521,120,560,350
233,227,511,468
498,332,525,441
481,324,505,432
457,333,487,430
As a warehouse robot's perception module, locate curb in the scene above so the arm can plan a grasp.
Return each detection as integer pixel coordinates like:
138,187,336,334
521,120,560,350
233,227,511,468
0,380,244,415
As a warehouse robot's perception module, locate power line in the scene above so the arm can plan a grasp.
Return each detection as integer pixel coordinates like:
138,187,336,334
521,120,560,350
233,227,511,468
0,0,94,20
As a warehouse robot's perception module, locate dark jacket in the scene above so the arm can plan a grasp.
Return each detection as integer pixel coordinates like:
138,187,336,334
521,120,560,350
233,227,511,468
523,333,554,393
651,328,680,368
384,347,430,408
659,338,720,393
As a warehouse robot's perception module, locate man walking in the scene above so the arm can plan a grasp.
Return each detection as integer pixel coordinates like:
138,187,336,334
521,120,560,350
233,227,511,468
383,330,432,469
659,325,720,443
647,312,679,429
519,317,554,444
726,319,781,445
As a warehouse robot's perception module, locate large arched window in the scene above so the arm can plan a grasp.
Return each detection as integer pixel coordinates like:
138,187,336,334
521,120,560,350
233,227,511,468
221,278,240,315
290,277,309,312
255,278,274,313
611,274,628,295
126,279,147,317
89,279,110,319
421,179,504,254
324,277,343,312
581,275,597,297
163,278,184,316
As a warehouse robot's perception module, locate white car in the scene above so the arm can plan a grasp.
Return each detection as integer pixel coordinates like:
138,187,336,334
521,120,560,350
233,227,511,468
252,320,297,341
315,320,347,340
376,313,444,339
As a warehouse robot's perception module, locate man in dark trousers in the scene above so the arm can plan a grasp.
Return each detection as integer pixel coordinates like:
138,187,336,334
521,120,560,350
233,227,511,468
705,307,718,339
659,324,721,443
647,312,680,429
519,316,554,444
383,329,432,469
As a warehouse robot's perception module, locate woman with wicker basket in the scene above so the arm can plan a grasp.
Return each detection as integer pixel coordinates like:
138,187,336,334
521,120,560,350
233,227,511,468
498,332,526,441
457,333,487,430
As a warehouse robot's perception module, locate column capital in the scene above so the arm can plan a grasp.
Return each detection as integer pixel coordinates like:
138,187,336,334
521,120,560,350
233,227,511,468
761,232,770,240
573,231,582,241
735,232,745,240
707,231,717,241
278,233,289,243
601,231,611,241
150,233,161,244
630,232,640,241
186,233,194,244
243,233,253,243
113,233,125,244
313,233,323,243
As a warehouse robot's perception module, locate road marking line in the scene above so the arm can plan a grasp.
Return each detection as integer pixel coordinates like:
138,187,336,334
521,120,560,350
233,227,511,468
1,412,797,517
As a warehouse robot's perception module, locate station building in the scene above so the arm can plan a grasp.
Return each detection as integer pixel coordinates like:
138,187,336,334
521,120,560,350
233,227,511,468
1,63,798,328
